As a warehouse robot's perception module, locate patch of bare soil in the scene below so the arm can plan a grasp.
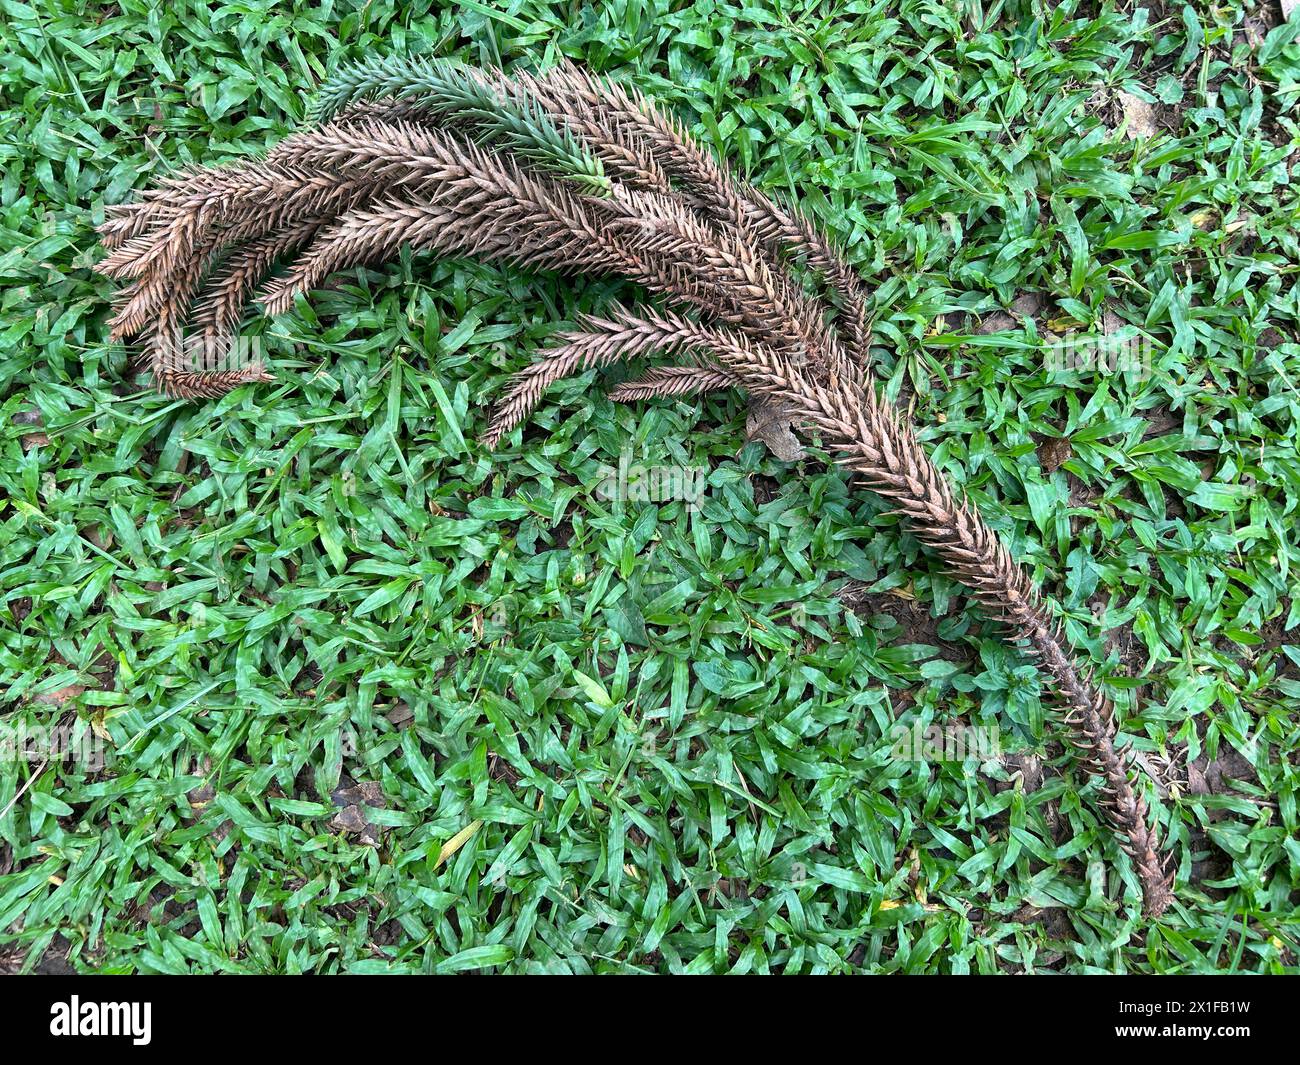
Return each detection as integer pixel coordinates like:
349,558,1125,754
1086,593,1152,693
1007,904,1075,970
750,472,782,506
838,580,971,665
1140,405,1182,440
0,936,79,975
1257,596,1297,655
989,750,1070,845
1159,724,1265,892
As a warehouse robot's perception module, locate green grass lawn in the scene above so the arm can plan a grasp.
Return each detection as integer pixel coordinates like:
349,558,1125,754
2,0,1299,974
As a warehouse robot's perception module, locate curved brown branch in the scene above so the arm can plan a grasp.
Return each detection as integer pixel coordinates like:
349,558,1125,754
93,58,1173,915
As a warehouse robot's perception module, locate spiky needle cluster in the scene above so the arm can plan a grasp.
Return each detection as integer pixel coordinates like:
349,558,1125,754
95,54,1174,916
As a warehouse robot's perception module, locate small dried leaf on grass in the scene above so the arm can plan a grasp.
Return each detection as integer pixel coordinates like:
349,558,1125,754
744,397,805,462
30,684,86,706
1117,90,1158,139
12,410,47,450
1037,436,1073,474
976,310,1017,335
386,702,414,729
331,780,387,846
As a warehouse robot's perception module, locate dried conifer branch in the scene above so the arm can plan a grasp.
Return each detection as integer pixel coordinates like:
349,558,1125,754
482,308,764,448
315,57,862,375
506,69,680,198
257,128,819,363
603,185,835,365
94,58,1173,915
309,54,611,194
191,216,330,352
608,365,735,402
533,61,872,364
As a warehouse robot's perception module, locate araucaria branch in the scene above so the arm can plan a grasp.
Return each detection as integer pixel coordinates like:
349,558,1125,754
95,54,1174,916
